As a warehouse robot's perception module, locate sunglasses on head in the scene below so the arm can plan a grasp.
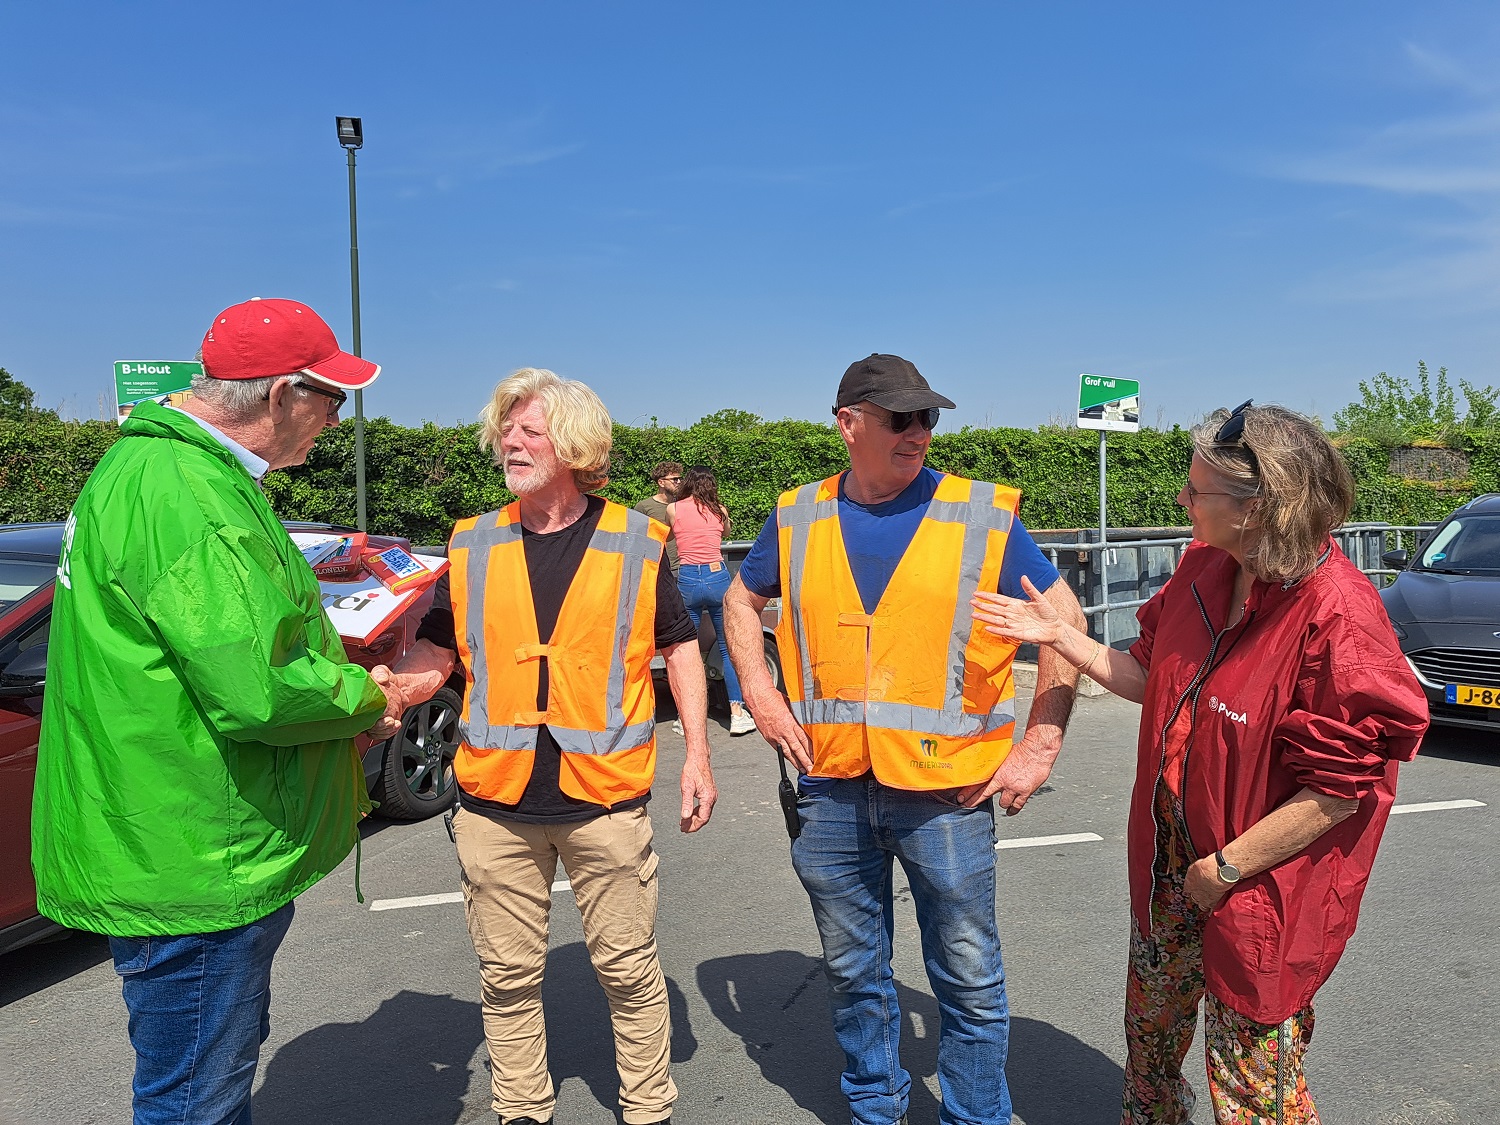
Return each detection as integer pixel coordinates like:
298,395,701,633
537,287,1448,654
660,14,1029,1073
1213,399,1259,473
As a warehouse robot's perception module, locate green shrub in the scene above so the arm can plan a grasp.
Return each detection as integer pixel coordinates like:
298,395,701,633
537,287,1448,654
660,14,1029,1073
6,413,1498,540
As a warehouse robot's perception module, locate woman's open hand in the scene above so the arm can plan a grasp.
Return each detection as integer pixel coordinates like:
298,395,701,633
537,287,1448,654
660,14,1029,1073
971,575,1066,647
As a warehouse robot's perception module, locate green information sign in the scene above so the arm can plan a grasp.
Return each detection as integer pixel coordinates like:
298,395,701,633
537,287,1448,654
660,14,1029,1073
1077,373,1141,433
113,361,202,423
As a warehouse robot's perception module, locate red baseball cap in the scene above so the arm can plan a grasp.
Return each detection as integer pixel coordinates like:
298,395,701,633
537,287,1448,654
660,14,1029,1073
201,297,380,390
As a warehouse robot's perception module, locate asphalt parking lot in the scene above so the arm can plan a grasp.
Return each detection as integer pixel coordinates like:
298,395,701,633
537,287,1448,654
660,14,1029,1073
1,689,1496,1125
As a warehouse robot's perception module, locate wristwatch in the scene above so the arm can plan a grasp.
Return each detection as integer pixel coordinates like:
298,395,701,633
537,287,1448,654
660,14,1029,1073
1215,849,1242,885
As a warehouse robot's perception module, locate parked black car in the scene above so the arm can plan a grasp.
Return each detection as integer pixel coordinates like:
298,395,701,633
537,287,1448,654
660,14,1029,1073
1379,493,1500,731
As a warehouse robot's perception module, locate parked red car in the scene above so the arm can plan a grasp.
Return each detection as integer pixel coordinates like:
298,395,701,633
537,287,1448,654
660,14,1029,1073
0,522,460,956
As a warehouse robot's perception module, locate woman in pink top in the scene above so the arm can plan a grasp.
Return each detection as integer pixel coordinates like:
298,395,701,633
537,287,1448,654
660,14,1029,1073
668,467,754,735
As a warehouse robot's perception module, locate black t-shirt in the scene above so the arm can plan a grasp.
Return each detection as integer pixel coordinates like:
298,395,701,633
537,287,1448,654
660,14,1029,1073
417,496,697,824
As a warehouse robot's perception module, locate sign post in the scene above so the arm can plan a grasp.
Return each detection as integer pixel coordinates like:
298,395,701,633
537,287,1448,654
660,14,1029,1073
113,361,203,423
1076,374,1142,646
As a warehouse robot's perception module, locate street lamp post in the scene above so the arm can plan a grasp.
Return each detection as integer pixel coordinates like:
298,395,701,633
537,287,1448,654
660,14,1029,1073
336,115,368,531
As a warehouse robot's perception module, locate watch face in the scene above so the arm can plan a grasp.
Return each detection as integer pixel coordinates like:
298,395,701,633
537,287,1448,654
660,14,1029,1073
1219,862,1241,883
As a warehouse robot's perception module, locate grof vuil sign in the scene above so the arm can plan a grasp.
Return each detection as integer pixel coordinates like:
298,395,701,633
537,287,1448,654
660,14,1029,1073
1077,374,1141,433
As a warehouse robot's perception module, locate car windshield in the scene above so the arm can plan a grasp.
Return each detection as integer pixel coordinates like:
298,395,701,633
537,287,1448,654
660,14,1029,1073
1418,513,1500,574
0,559,57,610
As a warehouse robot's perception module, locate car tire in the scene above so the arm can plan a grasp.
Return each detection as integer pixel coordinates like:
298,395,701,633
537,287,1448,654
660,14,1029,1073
763,635,783,692
375,686,461,821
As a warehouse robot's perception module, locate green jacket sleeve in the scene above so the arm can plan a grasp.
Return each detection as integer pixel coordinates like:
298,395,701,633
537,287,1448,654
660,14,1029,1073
143,526,388,746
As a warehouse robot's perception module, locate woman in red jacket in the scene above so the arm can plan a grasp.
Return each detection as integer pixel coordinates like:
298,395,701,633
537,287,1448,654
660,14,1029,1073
973,402,1428,1125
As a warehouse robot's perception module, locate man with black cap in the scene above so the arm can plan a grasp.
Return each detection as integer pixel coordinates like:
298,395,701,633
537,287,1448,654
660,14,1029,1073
723,354,1086,1125
34,297,405,1125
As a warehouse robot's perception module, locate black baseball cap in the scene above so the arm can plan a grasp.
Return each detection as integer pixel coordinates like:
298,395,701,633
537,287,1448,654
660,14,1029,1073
833,353,956,413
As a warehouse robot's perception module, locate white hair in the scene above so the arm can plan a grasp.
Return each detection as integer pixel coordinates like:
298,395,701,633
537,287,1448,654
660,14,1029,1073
188,371,306,420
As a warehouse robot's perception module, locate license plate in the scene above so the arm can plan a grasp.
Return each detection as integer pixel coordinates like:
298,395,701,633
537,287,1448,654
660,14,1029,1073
1445,682,1500,709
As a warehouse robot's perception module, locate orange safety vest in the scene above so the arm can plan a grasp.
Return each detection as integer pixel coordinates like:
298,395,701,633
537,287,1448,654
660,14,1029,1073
447,500,666,807
774,472,1022,790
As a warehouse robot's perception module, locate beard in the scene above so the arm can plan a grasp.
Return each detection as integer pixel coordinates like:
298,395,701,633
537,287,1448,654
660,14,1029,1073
504,461,559,494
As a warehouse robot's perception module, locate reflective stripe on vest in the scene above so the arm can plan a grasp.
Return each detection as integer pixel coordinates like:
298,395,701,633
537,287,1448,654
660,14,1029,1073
451,507,661,757
780,476,1017,737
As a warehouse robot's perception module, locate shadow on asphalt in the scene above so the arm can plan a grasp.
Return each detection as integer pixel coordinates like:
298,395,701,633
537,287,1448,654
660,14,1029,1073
255,990,482,1125
0,930,111,1006
532,941,697,1120
698,950,1122,1125
358,813,418,841
1416,724,1498,766
1007,1017,1124,1124
252,942,697,1125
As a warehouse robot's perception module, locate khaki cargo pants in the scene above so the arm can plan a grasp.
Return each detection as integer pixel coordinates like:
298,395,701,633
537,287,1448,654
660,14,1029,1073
453,804,675,1125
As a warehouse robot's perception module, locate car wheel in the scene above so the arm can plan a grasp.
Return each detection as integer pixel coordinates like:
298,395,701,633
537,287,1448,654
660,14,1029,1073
375,686,461,821
763,635,783,692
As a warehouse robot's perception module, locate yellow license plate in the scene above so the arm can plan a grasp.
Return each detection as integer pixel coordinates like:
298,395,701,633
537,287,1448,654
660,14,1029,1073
1445,682,1500,709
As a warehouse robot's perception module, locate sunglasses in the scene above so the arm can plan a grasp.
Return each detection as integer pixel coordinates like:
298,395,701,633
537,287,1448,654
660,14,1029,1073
842,405,940,433
1213,399,1259,474
262,377,348,413
298,381,348,412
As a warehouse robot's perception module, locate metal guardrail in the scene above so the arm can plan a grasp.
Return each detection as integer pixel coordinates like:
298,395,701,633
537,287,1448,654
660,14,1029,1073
1039,523,1436,647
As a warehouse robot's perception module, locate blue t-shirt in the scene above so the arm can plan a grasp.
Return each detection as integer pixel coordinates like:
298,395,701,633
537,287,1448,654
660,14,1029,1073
737,467,1060,610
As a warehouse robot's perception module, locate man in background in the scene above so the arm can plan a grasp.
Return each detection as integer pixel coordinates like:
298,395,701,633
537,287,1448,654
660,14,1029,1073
634,460,683,576
34,297,405,1125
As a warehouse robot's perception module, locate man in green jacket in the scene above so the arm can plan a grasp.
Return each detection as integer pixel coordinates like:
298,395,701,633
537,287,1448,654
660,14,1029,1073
34,297,406,1125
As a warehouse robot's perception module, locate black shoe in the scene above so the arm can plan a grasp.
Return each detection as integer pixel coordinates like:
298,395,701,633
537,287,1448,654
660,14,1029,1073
500,1118,552,1125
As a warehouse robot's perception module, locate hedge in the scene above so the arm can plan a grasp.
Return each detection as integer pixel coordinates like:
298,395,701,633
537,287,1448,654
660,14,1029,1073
4,414,1497,542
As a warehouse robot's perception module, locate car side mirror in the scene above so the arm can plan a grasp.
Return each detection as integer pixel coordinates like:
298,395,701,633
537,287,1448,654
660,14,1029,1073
1381,549,1409,570
0,643,46,696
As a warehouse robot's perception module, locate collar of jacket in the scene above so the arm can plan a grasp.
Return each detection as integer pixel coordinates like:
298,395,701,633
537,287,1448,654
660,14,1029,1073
120,398,262,483
1191,541,1336,632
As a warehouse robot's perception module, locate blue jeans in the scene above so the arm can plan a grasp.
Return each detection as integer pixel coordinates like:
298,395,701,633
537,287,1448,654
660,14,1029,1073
676,562,742,705
792,778,1010,1125
109,902,295,1125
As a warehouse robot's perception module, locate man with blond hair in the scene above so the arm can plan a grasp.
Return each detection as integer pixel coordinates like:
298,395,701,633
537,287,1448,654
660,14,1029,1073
390,368,714,1125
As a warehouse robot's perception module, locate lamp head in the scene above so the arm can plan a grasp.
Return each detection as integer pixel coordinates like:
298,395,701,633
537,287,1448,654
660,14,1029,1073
336,116,363,150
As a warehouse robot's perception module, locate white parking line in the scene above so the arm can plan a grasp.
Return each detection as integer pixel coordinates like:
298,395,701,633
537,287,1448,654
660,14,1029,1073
368,880,574,912
995,831,1104,851
369,891,463,912
1390,799,1487,816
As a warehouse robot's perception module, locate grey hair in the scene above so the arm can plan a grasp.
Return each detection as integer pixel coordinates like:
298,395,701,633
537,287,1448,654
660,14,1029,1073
188,371,305,420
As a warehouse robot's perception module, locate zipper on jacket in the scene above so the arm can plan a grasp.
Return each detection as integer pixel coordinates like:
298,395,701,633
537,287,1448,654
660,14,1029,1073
1174,592,1253,858
1143,580,1254,965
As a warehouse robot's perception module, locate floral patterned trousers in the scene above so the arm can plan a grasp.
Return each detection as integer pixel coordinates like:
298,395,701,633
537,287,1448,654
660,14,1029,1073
1121,792,1320,1125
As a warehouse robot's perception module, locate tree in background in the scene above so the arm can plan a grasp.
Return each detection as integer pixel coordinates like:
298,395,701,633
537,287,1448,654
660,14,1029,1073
0,368,55,423
1333,361,1499,447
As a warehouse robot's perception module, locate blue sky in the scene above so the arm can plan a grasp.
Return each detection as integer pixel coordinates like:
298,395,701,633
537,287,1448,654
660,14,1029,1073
5,2,1500,431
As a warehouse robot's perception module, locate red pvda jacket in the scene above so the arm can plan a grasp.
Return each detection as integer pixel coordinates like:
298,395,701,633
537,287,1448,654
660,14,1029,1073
1128,540,1429,1024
